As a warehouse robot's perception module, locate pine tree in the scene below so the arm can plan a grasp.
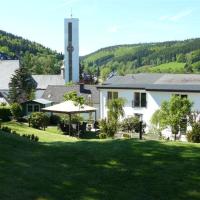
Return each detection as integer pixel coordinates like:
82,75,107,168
8,65,37,103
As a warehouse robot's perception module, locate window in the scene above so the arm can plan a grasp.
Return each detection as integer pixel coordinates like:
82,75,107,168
107,91,118,101
34,105,40,112
28,105,33,112
133,92,147,108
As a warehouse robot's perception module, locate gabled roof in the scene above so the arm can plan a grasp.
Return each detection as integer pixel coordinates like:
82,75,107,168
32,75,65,90
0,60,19,90
97,73,200,92
42,84,99,104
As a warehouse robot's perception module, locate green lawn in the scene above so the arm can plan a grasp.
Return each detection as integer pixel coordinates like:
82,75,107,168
0,122,200,200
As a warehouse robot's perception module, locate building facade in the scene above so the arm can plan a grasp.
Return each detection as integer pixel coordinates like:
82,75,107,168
98,73,200,131
64,18,79,83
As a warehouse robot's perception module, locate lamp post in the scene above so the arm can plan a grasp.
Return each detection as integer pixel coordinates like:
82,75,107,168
139,115,143,140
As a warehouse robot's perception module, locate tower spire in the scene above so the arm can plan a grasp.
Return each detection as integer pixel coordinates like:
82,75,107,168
70,8,73,18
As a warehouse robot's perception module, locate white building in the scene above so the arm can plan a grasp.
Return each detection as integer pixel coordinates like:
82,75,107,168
64,18,79,83
98,73,200,131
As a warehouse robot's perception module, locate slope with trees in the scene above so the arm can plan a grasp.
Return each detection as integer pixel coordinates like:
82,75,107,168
0,30,63,74
81,38,200,80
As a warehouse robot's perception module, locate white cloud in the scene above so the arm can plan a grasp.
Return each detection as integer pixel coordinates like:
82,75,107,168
159,10,193,22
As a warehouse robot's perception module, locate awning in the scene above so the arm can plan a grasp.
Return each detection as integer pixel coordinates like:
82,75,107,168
42,100,96,114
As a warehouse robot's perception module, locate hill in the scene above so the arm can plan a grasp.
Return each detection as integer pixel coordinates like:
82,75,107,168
0,30,63,74
81,38,200,80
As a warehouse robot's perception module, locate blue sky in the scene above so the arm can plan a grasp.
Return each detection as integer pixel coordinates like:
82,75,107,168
0,0,199,55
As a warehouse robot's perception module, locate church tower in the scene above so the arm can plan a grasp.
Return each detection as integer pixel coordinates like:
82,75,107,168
64,18,79,83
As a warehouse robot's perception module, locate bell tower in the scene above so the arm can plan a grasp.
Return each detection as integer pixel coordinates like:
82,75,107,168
64,18,79,83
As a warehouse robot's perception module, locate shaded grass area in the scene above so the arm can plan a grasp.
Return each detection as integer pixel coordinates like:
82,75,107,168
0,128,200,200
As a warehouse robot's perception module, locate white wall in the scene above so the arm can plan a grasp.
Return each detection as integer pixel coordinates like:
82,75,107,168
64,18,79,83
99,89,200,129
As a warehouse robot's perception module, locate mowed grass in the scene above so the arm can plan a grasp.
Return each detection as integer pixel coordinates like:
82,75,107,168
0,122,200,200
2,121,77,143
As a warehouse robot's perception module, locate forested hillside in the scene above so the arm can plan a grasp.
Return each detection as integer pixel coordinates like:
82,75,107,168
0,30,63,74
81,38,200,80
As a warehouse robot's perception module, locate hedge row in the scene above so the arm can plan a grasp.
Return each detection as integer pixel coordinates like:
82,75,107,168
0,126,39,142
0,106,12,121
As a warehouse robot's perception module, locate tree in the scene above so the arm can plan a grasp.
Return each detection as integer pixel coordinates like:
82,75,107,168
152,95,192,140
8,65,37,103
10,103,22,120
107,98,125,122
105,98,125,136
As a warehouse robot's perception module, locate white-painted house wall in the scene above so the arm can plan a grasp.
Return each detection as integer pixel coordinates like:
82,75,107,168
99,89,200,131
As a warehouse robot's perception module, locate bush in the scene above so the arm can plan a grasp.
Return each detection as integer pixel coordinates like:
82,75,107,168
99,133,107,139
99,119,117,137
11,130,17,135
187,122,200,143
0,102,7,106
30,112,49,130
121,117,140,133
0,106,12,121
22,133,39,142
49,114,61,125
1,126,12,133
122,133,131,139
10,103,22,120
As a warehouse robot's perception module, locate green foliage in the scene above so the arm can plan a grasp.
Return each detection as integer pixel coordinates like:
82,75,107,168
63,91,85,107
99,132,107,139
151,110,162,127
99,119,117,137
8,66,37,103
81,38,200,75
100,67,112,81
61,114,83,124
0,125,39,142
49,115,61,125
154,95,192,140
107,98,125,122
187,122,200,143
0,106,12,121
0,30,63,74
65,81,75,86
10,103,22,120
0,102,7,106
1,126,12,133
121,117,140,133
29,112,49,130
122,133,131,139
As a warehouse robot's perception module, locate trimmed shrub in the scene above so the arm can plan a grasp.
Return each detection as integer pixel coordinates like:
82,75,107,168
11,130,17,135
50,114,61,125
0,106,12,121
30,112,49,130
121,117,140,133
99,119,117,137
1,126,12,133
187,122,200,143
10,103,22,120
99,133,107,139
122,133,131,139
